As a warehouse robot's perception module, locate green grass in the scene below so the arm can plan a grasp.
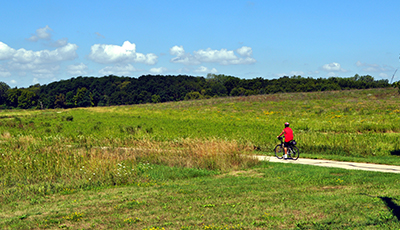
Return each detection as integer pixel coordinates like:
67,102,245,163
1,162,399,229
1,87,399,157
0,87,400,229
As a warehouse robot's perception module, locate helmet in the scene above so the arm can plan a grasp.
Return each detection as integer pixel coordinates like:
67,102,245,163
284,122,290,127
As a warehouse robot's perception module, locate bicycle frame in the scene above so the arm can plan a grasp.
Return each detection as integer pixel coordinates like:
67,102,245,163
277,136,294,150
276,136,299,160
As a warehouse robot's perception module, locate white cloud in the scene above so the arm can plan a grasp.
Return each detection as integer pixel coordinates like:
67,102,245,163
0,40,78,81
322,62,347,72
280,71,305,76
236,46,253,57
379,73,388,78
0,42,16,60
134,52,158,65
0,72,11,78
28,25,52,41
195,48,236,63
27,26,69,48
275,71,305,78
194,66,218,73
170,45,185,57
98,64,138,76
176,67,191,73
290,71,304,76
67,63,88,76
0,65,11,78
50,38,69,47
150,67,168,74
32,78,40,84
1,27,81,82
356,61,392,72
8,62,61,78
32,65,60,78
169,46,201,65
89,41,158,65
11,43,78,65
170,46,256,65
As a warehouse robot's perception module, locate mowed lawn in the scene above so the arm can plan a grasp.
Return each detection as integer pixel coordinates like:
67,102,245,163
1,162,399,229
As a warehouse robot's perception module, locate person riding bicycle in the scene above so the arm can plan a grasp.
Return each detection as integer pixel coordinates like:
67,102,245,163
277,122,293,159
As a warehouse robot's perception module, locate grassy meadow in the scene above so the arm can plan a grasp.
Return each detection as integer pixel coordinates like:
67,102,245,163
0,87,400,229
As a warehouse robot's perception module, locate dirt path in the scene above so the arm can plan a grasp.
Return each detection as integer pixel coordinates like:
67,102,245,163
254,155,400,174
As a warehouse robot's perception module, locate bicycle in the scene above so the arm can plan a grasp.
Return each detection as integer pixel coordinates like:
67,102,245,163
274,136,299,160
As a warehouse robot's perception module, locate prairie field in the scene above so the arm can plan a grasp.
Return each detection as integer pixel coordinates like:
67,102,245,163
0,88,399,229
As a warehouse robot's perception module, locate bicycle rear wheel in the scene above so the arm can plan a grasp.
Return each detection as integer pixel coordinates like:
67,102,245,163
291,146,299,160
274,144,284,159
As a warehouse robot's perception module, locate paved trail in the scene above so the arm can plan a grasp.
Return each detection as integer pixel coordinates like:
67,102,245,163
254,155,400,174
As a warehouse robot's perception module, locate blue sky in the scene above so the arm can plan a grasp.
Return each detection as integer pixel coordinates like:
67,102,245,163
1,0,399,87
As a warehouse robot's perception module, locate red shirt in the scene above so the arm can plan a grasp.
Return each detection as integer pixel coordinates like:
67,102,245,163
283,127,293,142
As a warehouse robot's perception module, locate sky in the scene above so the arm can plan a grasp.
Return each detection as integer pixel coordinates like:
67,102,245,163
0,0,399,88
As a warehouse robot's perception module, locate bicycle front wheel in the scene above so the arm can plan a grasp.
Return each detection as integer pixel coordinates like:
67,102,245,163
274,144,284,159
291,146,299,160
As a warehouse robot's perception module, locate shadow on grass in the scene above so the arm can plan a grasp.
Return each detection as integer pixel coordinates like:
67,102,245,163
390,149,400,156
361,193,400,221
379,196,400,221
296,195,400,229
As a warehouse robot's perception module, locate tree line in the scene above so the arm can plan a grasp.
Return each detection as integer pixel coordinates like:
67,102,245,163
0,74,391,109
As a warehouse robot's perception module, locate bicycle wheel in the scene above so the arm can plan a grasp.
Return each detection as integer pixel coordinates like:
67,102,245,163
274,144,284,159
291,146,299,160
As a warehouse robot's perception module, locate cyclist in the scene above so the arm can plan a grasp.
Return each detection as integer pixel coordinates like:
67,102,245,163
277,122,293,159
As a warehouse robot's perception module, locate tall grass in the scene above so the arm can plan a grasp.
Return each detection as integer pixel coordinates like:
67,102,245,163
0,136,257,203
0,87,399,201
2,88,399,158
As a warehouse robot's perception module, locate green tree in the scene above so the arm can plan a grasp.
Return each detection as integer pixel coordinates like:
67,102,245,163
54,93,66,108
223,76,241,94
138,91,152,104
151,94,161,103
65,91,75,108
7,88,22,108
98,95,110,106
110,91,129,105
230,87,246,96
91,90,101,106
184,91,203,100
73,87,92,107
18,89,37,109
205,81,227,97
0,82,10,105
393,81,400,94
